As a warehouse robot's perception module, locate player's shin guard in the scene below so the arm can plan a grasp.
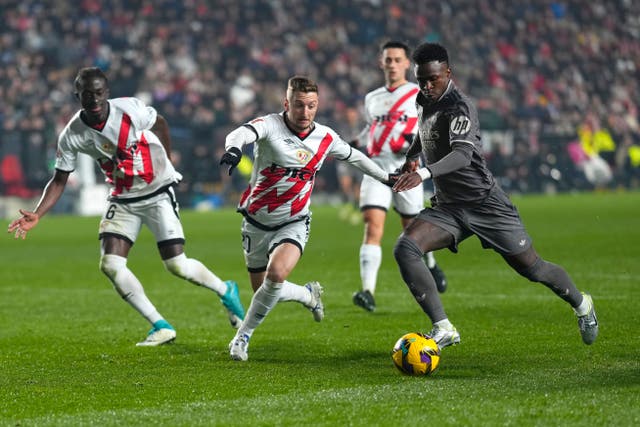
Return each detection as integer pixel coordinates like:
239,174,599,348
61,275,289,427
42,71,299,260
393,236,447,322
359,244,382,294
237,278,282,337
163,253,226,295
99,254,162,324
516,257,583,307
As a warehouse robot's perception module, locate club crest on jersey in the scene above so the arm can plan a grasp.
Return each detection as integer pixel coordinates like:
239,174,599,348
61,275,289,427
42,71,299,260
102,142,115,153
296,149,312,163
450,115,471,135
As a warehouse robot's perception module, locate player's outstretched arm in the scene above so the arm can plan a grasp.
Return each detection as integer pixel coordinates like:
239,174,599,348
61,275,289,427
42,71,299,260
220,125,258,175
8,209,40,239
7,170,70,239
342,148,389,183
392,169,429,192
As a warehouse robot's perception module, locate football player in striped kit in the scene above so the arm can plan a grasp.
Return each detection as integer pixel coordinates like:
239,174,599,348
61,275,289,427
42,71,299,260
351,41,447,314
221,76,397,361
8,67,246,346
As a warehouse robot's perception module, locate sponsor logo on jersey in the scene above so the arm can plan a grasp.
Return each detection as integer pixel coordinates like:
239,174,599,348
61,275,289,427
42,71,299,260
284,138,296,145
450,116,471,135
373,112,409,123
420,114,440,151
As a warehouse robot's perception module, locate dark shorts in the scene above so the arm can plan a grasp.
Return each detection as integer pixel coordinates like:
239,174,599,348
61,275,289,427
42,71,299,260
417,187,532,255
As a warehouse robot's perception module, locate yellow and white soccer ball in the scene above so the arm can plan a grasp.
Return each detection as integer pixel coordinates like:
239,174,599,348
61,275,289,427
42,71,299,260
391,332,441,376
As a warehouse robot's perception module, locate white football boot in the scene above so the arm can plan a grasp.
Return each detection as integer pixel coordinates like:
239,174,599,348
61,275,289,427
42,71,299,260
304,281,324,322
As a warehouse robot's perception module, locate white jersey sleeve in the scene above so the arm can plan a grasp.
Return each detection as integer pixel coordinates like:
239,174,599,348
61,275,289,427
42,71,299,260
55,111,83,173
225,125,258,151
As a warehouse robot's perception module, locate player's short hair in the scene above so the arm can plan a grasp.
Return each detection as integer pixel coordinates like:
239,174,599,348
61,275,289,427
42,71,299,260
411,43,449,66
287,76,318,95
74,67,108,91
380,40,411,58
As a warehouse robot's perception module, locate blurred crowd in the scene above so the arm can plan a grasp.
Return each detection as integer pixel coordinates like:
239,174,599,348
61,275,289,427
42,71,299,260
1,0,639,207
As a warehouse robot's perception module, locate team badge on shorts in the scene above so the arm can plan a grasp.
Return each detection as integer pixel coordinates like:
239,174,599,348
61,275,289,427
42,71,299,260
450,116,471,135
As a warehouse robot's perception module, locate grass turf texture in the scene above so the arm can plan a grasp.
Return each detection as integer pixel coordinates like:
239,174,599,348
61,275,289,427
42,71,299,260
1,191,638,426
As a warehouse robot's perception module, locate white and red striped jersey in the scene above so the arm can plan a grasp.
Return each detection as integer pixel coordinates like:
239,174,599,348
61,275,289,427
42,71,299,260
359,82,419,172
56,97,178,200
237,113,372,227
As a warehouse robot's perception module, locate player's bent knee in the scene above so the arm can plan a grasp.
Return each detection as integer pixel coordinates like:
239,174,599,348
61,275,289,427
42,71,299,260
163,253,189,277
393,235,423,263
100,254,127,280
516,257,547,282
265,267,288,284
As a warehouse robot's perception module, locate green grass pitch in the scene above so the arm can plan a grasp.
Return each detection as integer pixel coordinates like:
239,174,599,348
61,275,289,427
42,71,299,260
1,192,639,426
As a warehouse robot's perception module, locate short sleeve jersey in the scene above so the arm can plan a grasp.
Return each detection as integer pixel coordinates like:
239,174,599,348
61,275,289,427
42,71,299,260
363,82,419,171
56,97,177,200
416,82,494,204
239,113,353,227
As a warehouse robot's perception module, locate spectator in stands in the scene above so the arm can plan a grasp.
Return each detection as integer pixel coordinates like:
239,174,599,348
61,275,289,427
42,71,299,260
1,1,639,200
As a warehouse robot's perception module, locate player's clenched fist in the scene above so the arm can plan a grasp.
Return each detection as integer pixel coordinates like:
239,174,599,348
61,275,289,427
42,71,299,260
219,147,242,175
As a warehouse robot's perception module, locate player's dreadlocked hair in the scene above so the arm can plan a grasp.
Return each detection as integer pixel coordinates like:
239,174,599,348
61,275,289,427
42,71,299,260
74,67,108,92
411,43,449,66
380,40,411,58
287,76,318,94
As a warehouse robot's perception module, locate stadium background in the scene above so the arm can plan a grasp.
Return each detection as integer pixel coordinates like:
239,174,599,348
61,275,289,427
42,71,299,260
0,0,639,215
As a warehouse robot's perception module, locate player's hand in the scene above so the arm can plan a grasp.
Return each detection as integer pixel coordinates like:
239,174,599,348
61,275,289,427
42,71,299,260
383,170,401,187
220,147,242,176
401,157,420,173
7,209,40,240
392,172,423,192
348,139,359,148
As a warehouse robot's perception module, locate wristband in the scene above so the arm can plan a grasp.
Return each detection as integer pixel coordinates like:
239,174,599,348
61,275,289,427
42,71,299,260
416,167,431,181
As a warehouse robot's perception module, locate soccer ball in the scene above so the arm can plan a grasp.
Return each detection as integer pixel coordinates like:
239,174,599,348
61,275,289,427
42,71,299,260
391,332,440,376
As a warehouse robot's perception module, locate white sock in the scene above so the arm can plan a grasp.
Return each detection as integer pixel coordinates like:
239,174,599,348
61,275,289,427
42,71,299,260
424,251,436,269
574,294,591,316
237,278,282,337
360,244,382,294
163,253,226,296
278,280,312,306
434,319,454,330
100,254,162,325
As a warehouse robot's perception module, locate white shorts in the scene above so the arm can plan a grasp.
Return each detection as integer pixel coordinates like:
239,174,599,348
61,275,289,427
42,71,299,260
359,174,424,216
241,217,311,272
99,187,185,245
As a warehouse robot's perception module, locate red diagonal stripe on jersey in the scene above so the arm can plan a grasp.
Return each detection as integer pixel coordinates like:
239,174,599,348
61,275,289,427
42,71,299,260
137,133,154,184
248,132,333,215
114,113,133,194
117,113,132,155
368,87,419,156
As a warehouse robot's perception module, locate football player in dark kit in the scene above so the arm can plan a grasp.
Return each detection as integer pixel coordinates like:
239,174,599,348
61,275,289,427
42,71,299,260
392,43,598,349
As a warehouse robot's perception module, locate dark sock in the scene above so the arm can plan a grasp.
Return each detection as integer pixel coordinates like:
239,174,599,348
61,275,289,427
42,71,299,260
393,236,447,321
